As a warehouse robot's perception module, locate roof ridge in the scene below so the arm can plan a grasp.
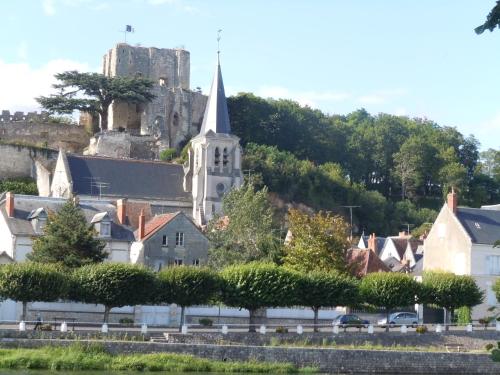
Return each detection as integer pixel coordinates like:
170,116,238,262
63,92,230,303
67,153,182,167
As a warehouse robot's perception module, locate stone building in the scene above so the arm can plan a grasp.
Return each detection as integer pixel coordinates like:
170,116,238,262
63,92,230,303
93,44,207,152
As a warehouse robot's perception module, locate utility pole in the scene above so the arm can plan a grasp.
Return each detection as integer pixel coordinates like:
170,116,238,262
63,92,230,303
401,223,414,235
341,205,360,243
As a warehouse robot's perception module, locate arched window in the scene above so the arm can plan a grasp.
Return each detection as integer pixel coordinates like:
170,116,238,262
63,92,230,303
214,147,220,166
223,147,229,166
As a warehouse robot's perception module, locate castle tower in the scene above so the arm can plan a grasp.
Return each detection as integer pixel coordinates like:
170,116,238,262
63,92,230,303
186,58,242,225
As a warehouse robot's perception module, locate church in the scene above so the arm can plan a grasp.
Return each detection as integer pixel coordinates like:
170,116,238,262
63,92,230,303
42,53,243,228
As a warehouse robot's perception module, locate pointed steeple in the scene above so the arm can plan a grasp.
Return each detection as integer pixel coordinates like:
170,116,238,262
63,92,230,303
199,60,231,135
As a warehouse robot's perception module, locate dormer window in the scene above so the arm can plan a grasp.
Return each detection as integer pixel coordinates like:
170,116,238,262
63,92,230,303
91,212,112,238
223,147,229,166
214,147,220,166
27,208,48,234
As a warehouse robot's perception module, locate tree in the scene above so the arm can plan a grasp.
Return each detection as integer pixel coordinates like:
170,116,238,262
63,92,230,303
295,271,358,332
422,271,483,330
475,1,500,34
28,199,107,268
283,209,349,273
219,263,299,332
359,272,420,332
0,178,38,195
71,263,156,322
157,266,219,331
36,71,155,131
0,263,67,320
207,183,282,269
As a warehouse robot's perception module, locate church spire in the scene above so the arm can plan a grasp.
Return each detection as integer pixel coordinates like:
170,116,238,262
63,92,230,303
199,41,231,135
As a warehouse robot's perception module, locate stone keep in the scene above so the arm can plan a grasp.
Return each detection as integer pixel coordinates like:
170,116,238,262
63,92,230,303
184,60,242,225
102,44,207,149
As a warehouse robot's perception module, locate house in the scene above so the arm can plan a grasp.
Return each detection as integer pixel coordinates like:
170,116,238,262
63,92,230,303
357,233,386,256
379,233,423,264
130,211,209,270
423,189,500,319
0,192,134,263
346,248,390,277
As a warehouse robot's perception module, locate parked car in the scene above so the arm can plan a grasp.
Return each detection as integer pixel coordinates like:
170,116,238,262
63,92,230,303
333,314,370,328
378,312,418,327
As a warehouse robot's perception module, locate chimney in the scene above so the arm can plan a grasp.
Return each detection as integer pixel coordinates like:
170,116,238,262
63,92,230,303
117,199,127,225
399,231,408,237
447,187,457,214
5,192,14,218
368,233,377,253
138,209,145,240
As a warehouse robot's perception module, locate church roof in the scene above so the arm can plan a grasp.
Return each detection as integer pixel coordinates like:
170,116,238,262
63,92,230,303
199,62,231,135
65,154,191,202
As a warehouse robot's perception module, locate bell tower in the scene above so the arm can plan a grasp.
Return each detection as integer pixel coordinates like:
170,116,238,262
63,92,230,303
187,57,242,226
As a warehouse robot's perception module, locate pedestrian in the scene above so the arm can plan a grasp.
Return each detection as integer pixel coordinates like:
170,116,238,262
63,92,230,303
33,311,42,330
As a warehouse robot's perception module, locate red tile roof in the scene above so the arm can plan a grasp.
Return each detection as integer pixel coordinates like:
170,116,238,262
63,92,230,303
135,212,179,241
347,248,390,278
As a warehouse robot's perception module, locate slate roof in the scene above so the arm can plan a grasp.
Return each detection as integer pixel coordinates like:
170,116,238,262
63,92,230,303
0,194,134,241
456,207,500,245
359,235,387,255
386,237,423,259
199,62,231,135
65,154,191,202
383,256,406,272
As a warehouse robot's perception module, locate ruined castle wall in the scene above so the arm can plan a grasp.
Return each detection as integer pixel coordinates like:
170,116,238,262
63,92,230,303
0,144,58,180
0,111,90,152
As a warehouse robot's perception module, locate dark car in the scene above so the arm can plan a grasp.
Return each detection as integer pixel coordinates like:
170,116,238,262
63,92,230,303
333,314,370,328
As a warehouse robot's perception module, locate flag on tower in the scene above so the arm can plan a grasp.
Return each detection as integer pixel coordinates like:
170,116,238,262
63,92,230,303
126,25,134,33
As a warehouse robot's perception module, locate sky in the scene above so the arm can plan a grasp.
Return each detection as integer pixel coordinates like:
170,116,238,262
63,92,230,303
1,0,499,150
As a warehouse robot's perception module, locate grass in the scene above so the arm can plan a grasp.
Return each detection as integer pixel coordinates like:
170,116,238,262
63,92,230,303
0,344,316,373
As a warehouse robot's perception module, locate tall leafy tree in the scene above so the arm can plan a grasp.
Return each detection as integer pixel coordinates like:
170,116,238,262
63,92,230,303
207,183,282,269
422,271,483,330
36,71,155,131
359,272,420,332
475,1,500,34
295,271,358,332
157,266,219,331
219,263,300,332
28,199,107,268
283,209,349,273
0,263,67,320
71,263,156,322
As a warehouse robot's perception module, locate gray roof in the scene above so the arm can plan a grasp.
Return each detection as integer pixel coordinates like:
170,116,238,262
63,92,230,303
0,194,134,241
456,207,500,245
360,235,387,255
199,62,231,135
66,154,190,202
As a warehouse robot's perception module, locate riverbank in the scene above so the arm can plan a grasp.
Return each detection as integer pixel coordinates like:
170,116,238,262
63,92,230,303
0,344,314,373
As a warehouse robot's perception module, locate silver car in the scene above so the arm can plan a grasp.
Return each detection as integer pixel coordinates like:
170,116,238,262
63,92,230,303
378,312,418,327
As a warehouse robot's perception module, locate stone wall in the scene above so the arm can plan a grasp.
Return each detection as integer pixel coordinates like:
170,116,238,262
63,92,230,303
0,144,58,180
2,338,500,374
0,111,90,152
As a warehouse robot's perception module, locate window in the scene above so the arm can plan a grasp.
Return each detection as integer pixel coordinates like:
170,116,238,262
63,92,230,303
174,258,183,266
159,77,167,86
162,235,168,246
487,255,500,275
223,147,229,166
214,147,220,166
175,232,184,247
100,222,111,237
192,259,200,266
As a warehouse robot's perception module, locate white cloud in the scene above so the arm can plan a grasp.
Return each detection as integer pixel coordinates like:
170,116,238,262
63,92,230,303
358,88,407,105
256,85,351,108
0,59,92,112
42,0,56,15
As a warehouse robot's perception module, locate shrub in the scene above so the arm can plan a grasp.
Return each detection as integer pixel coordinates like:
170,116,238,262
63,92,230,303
456,306,471,325
198,318,213,327
415,325,428,334
40,324,52,331
119,318,134,326
486,343,494,351
159,148,177,162
275,326,288,334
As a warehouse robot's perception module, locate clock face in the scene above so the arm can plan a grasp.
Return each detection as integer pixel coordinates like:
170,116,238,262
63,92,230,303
216,183,226,196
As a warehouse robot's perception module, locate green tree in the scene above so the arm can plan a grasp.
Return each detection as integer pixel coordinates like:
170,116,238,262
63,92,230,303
283,209,349,273
475,1,500,34
0,263,67,320
157,266,219,331
28,199,107,268
71,263,156,323
0,178,38,195
219,263,299,332
36,71,155,131
207,183,282,269
422,271,483,330
295,271,358,332
359,272,420,332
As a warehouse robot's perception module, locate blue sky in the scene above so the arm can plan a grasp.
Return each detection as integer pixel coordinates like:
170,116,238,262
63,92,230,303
1,0,499,150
